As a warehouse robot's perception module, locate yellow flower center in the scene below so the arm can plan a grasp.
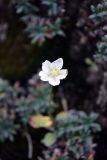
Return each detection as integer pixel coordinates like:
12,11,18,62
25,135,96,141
48,67,60,77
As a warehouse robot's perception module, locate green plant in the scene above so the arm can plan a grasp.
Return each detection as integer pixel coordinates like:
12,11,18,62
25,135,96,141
89,2,107,19
0,75,56,141
0,75,101,160
95,35,107,60
0,117,18,141
42,110,101,160
16,0,65,44
90,2,107,60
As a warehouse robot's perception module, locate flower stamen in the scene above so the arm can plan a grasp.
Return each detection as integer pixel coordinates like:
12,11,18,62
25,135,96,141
48,67,60,78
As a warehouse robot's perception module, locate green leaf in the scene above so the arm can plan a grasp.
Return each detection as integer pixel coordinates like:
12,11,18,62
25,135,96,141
29,115,53,128
42,132,57,147
56,111,68,121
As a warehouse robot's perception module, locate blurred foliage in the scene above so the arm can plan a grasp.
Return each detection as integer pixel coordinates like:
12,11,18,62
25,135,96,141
16,0,65,45
0,118,18,142
87,2,107,115
0,0,71,81
0,75,101,160
90,1,107,60
96,35,107,60
0,0,105,160
90,2,107,19
0,75,56,141
41,110,101,160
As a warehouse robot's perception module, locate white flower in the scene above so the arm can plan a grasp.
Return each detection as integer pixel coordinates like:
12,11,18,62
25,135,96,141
39,58,68,86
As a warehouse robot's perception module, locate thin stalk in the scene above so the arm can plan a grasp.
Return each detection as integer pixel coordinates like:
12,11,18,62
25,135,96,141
24,131,33,159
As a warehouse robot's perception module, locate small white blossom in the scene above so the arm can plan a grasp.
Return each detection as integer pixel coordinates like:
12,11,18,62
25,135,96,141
39,58,68,86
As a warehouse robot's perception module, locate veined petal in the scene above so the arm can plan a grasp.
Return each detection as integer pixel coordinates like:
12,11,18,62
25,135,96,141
49,78,60,86
42,60,51,72
52,58,63,69
58,69,68,80
39,71,49,81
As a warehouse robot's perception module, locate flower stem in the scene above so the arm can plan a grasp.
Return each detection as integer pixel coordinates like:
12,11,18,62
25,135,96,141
48,86,53,116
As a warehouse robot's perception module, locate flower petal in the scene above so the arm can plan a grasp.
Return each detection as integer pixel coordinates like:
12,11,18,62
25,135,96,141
58,69,68,80
49,78,60,86
52,58,63,69
39,71,49,81
42,60,51,72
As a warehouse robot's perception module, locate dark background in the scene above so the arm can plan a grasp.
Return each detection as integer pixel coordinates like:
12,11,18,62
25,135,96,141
0,0,107,160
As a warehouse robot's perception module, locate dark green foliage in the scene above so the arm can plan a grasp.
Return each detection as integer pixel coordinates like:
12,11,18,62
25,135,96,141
16,0,65,44
41,110,101,160
96,35,107,60
0,76,55,141
90,2,107,60
15,83,55,124
0,118,18,142
56,111,100,158
90,2,107,19
0,76,101,159
56,111,100,137
16,0,38,14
